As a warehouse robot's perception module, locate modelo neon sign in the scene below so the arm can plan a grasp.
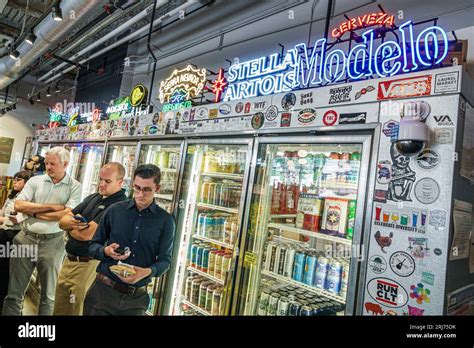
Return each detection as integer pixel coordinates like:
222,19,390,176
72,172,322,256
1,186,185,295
223,21,448,101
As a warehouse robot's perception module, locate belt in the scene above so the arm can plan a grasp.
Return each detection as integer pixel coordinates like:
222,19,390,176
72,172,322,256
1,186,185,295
96,273,147,296
67,253,92,262
24,229,63,240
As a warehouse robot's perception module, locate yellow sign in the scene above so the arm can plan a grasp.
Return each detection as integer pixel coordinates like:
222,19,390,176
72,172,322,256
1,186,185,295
159,64,207,103
130,84,148,107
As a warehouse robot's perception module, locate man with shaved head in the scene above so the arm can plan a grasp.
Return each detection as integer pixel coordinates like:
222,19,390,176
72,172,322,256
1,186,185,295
53,162,127,315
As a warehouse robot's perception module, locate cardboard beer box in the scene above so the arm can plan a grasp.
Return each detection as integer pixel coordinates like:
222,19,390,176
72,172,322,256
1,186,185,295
321,198,349,237
296,193,323,232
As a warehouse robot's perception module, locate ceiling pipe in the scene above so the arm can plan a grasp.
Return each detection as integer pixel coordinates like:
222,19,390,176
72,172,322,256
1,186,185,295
38,0,169,83
0,0,109,91
43,0,198,85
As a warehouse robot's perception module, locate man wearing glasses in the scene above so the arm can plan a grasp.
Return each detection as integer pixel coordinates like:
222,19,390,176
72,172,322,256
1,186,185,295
84,164,176,315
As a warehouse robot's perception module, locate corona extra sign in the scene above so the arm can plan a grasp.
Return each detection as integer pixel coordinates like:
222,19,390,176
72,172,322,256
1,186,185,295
159,64,207,104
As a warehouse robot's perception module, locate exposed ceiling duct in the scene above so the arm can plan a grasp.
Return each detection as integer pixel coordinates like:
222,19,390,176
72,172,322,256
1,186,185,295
0,0,108,91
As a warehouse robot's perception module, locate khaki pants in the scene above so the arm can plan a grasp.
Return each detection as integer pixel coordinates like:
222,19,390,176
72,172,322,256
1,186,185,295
53,257,99,316
2,229,65,316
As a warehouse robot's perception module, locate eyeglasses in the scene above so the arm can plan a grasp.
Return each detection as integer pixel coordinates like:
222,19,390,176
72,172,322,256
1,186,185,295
132,185,154,194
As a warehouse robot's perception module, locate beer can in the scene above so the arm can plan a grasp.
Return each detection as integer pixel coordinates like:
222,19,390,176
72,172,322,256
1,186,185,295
191,278,204,304
221,254,232,281
292,251,306,282
214,252,224,279
311,304,322,316
314,257,329,288
277,297,289,316
257,289,271,316
265,242,278,272
207,183,216,206
211,288,223,315
202,247,211,273
184,275,194,301
340,262,349,298
288,302,302,316
326,260,343,293
199,281,210,308
303,253,318,286
300,305,313,316
274,244,283,274
208,250,218,276
267,293,280,316
190,244,198,268
277,245,287,275
206,285,216,312
196,245,204,270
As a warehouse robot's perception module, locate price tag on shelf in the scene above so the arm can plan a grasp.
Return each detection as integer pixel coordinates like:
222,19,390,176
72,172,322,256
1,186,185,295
243,251,257,268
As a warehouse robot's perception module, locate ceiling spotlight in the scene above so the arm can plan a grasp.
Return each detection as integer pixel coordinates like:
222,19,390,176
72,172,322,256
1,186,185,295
46,87,51,97
9,49,20,60
52,1,63,21
36,93,41,102
55,83,61,93
25,32,37,45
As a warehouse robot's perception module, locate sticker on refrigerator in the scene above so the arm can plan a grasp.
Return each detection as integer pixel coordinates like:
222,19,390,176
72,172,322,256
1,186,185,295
434,71,459,93
374,230,393,253
409,283,431,304
281,93,296,110
297,108,316,125
355,85,375,100
265,105,278,121
377,161,392,184
323,110,338,126
434,248,442,256
415,149,440,170
433,128,454,144
209,108,218,119
235,102,244,113
428,210,447,230
414,178,440,204
300,91,314,106
407,237,430,261
374,189,388,203
377,75,432,100
339,112,366,124
244,102,251,113
367,277,408,308
253,101,267,111
374,204,427,234
382,120,399,137
251,112,264,129
219,104,231,115
328,85,352,104
196,107,208,119
407,305,425,316
369,255,387,274
421,271,435,285
389,251,415,277
387,144,416,202
364,302,385,315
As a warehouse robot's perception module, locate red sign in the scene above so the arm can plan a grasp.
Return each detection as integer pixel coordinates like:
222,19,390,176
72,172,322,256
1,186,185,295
211,68,228,103
377,75,432,100
332,12,394,38
323,110,338,126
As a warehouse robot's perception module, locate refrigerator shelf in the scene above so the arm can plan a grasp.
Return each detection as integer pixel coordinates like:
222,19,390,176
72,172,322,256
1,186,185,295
270,214,297,219
160,168,178,173
192,234,234,250
268,223,352,245
181,299,210,316
197,203,239,214
187,266,225,285
154,194,173,201
261,270,346,304
201,172,244,180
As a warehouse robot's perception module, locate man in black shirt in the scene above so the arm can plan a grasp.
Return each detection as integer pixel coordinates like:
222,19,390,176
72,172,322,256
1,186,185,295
53,162,127,315
84,164,175,316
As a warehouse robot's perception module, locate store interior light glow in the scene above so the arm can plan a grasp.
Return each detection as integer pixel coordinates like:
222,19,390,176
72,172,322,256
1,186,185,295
331,12,394,38
159,64,207,104
223,20,449,101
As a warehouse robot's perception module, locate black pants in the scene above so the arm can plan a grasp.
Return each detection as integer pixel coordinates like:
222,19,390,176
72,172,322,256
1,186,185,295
0,228,20,312
83,280,150,316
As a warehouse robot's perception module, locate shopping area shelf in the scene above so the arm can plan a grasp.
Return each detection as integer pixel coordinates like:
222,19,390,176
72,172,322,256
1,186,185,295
270,214,297,219
181,299,210,316
261,270,346,304
197,203,239,214
268,223,352,246
187,266,225,285
192,234,234,250
201,172,244,180
154,193,173,200
160,168,178,173
319,182,358,190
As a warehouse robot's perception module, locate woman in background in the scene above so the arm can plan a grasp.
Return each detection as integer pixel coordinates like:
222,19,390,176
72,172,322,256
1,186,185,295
0,170,33,312
24,155,45,175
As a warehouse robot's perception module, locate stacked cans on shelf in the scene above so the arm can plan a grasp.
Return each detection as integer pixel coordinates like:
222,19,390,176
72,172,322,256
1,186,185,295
257,284,345,316
263,240,349,297
189,242,232,281
201,179,241,208
196,213,238,245
183,273,224,315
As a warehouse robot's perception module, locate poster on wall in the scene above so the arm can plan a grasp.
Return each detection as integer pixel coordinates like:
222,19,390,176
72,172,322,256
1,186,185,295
461,101,474,182
0,137,14,164
450,199,473,260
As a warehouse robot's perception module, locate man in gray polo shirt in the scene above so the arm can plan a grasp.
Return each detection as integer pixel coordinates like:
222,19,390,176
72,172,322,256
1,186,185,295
2,146,82,315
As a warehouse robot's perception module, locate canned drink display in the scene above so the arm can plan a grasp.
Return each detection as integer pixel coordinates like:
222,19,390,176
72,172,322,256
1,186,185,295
199,281,211,308
196,245,204,270
311,304,322,316
184,275,194,301
257,289,271,316
277,297,289,316
300,305,313,316
191,278,204,304
214,252,224,279
267,293,280,316
346,200,356,240
221,254,232,281
326,261,343,294
202,247,211,273
340,262,349,298
224,216,238,245
266,242,278,272
288,302,302,316
303,253,318,285
211,288,223,315
200,180,211,204
208,250,218,276
314,257,329,288
277,246,287,275
206,285,216,312
292,251,306,282
190,244,198,267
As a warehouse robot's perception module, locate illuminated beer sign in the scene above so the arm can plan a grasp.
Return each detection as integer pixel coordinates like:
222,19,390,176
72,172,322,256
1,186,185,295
130,84,148,107
331,12,394,38
211,68,228,102
223,21,448,101
159,64,207,111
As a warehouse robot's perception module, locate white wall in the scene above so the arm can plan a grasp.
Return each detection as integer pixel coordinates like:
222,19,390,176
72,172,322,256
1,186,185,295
0,100,49,176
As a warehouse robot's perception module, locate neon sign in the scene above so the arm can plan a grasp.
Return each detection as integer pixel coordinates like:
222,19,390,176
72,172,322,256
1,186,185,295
211,68,228,102
223,21,448,101
159,64,207,103
331,13,394,38
162,89,192,112
130,84,148,107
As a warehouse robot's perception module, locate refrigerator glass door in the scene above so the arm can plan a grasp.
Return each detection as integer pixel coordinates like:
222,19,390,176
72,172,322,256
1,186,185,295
105,144,137,197
77,144,104,200
165,141,251,316
64,144,82,179
236,140,368,316
37,145,49,157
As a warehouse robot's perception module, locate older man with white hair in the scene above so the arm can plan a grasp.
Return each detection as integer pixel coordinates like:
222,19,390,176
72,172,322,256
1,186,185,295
3,146,82,316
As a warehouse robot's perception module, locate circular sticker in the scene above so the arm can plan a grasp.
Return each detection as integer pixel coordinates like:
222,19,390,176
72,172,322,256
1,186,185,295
434,248,442,256
235,102,244,113
297,108,316,124
196,108,208,119
219,104,231,115
369,255,387,274
251,112,264,129
416,149,440,170
414,178,440,204
389,251,415,277
281,93,296,110
323,110,338,126
148,126,158,134
265,105,278,121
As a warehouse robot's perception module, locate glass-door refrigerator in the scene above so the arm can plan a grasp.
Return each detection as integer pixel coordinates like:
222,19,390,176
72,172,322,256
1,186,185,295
105,142,138,197
136,141,184,316
76,143,105,201
162,139,253,316
233,135,373,316
36,143,50,157
64,143,83,179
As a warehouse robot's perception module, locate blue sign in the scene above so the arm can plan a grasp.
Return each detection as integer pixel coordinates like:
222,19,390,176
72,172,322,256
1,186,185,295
223,21,448,101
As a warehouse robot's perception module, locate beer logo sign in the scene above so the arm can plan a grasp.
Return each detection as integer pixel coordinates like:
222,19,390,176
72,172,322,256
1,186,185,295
297,108,316,124
265,105,278,121
235,102,244,113
389,251,415,277
251,112,264,129
377,75,432,100
219,104,231,115
129,84,148,107
416,149,440,170
323,110,338,126
367,277,408,308
369,255,387,274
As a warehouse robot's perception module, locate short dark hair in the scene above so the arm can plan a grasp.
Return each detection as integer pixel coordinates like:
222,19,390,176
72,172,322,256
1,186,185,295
133,164,161,186
9,170,33,199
